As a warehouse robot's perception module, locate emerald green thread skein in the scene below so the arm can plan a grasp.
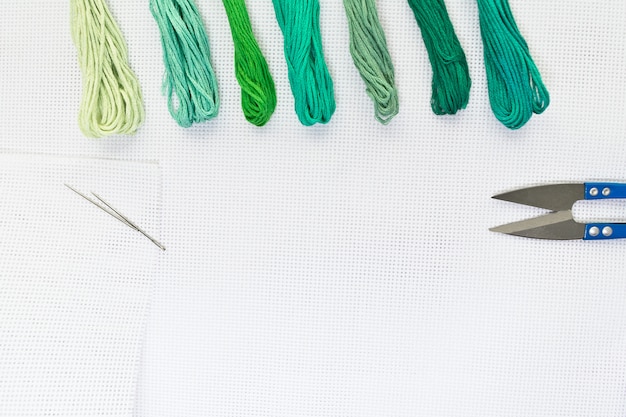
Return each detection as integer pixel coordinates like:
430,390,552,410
70,0,144,137
343,0,398,124
150,0,220,128
222,0,276,126
407,0,471,115
476,0,549,129
271,0,336,126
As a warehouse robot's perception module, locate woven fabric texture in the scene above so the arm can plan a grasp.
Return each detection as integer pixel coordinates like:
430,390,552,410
1,1,626,417
0,155,161,417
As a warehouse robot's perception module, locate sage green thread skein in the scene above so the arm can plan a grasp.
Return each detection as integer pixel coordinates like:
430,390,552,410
222,0,276,126
271,0,336,126
343,0,398,124
150,0,220,128
407,0,471,115
476,0,549,129
70,0,144,138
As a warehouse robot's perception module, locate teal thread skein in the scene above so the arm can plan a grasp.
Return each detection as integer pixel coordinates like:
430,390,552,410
271,0,336,126
343,0,398,124
222,0,276,126
150,0,220,127
476,0,549,129
407,0,470,115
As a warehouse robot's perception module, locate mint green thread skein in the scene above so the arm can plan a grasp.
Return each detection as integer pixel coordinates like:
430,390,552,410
271,0,336,126
222,0,276,126
407,0,471,115
70,0,144,138
150,0,220,128
343,0,398,124
476,0,549,129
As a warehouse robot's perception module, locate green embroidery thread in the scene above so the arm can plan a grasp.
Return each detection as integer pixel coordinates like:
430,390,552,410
70,0,144,137
222,0,276,126
343,0,398,124
407,0,471,115
271,0,336,126
476,0,549,129
150,0,220,128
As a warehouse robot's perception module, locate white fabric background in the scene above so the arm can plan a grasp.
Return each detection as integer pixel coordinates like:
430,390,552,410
1,1,626,416
0,155,161,417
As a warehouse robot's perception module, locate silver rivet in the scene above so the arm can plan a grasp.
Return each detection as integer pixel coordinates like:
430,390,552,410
603,226,613,237
590,187,599,197
603,187,611,196
589,226,600,237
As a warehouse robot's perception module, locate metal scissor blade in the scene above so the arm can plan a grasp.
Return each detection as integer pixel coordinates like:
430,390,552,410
492,183,585,211
490,210,585,240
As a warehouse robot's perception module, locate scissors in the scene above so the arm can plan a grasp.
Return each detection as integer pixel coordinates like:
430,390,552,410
490,182,626,240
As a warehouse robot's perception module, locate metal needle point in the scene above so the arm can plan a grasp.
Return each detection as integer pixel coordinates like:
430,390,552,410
65,184,166,251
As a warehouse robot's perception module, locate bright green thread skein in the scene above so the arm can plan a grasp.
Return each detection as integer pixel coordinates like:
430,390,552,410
150,0,220,128
70,0,144,138
407,0,470,115
476,0,549,129
222,0,276,126
343,0,398,124
271,0,336,126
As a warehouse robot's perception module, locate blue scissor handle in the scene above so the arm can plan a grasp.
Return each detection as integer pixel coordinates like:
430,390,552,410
585,182,626,200
584,224,626,240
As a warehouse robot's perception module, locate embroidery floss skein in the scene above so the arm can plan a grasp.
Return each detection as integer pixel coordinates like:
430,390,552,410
150,0,220,128
407,0,470,115
476,0,549,129
222,0,276,126
271,0,336,126
343,0,398,124
70,0,144,138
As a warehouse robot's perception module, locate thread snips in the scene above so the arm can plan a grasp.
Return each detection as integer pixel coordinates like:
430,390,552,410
490,182,626,240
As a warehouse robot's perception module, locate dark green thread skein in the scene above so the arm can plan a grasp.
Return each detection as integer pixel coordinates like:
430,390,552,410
150,0,220,128
222,0,276,126
343,0,398,124
476,0,549,129
271,0,336,126
407,0,471,115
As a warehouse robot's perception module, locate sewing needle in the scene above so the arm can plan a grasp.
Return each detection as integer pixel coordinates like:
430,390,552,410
65,184,166,251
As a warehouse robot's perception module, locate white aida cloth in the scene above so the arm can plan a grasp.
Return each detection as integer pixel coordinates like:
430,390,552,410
1,1,626,417
0,155,162,417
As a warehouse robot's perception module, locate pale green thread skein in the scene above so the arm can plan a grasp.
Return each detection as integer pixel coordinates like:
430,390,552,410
150,0,220,128
476,0,549,129
407,0,471,115
343,0,398,124
222,0,276,126
271,0,336,126
70,0,144,138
